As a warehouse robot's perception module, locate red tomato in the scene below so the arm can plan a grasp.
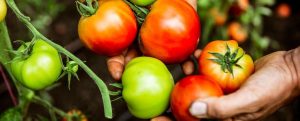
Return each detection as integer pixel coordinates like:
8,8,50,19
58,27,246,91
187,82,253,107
140,0,200,64
171,75,223,121
199,40,254,93
276,3,291,18
78,0,137,56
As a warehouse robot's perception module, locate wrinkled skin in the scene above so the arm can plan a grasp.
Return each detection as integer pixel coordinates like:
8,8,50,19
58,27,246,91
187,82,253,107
190,47,300,121
78,0,137,56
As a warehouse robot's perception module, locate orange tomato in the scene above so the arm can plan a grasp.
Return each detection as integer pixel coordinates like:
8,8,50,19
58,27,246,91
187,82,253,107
198,40,254,93
276,3,291,18
228,22,248,43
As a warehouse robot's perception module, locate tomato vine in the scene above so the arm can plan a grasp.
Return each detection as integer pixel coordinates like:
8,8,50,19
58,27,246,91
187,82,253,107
0,0,113,119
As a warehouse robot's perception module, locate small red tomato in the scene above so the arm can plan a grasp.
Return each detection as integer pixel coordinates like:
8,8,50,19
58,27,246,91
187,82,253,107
199,40,254,93
171,75,223,121
276,3,291,18
140,0,200,64
78,0,137,56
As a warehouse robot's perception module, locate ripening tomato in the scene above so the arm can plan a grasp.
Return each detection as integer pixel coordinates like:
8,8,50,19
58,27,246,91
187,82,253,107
0,0,7,22
229,0,249,16
122,57,174,119
11,40,62,90
228,22,248,43
199,40,254,93
140,0,200,64
171,75,223,121
78,0,137,56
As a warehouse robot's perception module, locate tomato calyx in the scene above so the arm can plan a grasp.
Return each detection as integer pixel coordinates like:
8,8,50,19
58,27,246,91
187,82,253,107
124,0,149,25
76,0,98,17
8,40,36,63
208,44,244,77
108,83,123,101
59,58,79,90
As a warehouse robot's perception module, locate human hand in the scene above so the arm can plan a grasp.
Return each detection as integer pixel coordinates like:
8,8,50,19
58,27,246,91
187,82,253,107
107,0,198,81
189,48,300,121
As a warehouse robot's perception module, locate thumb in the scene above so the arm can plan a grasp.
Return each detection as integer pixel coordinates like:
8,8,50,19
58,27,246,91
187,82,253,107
189,86,263,119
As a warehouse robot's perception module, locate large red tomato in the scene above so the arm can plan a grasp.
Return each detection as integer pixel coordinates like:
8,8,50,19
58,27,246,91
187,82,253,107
171,75,223,121
78,0,137,56
140,0,200,64
199,40,254,93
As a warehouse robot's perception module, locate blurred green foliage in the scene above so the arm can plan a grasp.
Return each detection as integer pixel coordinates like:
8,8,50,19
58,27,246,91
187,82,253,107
16,0,65,34
197,0,276,59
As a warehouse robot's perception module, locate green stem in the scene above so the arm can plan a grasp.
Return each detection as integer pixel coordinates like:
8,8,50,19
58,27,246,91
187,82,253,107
32,96,67,118
6,0,112,118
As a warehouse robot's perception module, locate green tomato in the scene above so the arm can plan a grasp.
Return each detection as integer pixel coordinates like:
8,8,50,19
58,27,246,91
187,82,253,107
129,0,156,6
0,0,7,21
11,40,62,90
122,57,174,119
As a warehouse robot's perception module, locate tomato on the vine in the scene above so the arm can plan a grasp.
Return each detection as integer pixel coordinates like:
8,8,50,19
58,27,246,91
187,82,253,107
11,40,62,90
199,40,254,93
140,0,200,64
122,57,174,119
62,109,88,121
171,75,223,121
0,0,7,22
130,0,156,6
78,0,137,56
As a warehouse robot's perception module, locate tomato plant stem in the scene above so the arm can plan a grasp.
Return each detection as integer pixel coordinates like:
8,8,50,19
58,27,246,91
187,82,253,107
6,0,112,118
0,65,17,105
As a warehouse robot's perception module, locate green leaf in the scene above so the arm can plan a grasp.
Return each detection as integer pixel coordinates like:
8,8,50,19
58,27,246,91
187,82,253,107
257,7,272,16
209,52,224,60
256,0,275,6
208,59,223,65
109,90,122,96
109,83,123,89
0,107,22,121
252,13,262,27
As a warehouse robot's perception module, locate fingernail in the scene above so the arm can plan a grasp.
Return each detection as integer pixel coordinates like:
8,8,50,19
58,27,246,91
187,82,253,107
114,71,121,80
189,101,207,118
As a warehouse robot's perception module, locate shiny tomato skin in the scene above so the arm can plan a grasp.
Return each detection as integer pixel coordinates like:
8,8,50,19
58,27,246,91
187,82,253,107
199,40,254,93
11,40,62,90
0,0,7,21
78,0,137,56
140,0,200,64
122,57,174,119
171,75,223,121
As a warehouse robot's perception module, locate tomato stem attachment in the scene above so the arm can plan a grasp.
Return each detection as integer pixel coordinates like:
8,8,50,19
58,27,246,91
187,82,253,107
208,44,244,77
124,0,149,25
6,0,113,119
76,0,98,17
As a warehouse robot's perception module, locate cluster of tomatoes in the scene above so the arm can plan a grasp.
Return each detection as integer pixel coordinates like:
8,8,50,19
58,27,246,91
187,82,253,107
7,0,255,120
76,0,255,120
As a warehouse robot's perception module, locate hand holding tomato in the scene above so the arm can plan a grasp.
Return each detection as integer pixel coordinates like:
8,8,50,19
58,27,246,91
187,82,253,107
190,47,300,120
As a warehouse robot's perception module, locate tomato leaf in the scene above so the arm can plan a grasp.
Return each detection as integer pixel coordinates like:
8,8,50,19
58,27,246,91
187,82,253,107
0,107,22,121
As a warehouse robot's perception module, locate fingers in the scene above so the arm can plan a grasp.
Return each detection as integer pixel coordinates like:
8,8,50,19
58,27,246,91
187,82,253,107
189,82,266,119
150,116,172,121
182,60,194,75
182,49,202,75
107,55,125,80
107,47,139,81
185,0,197,10
124,47,139,65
